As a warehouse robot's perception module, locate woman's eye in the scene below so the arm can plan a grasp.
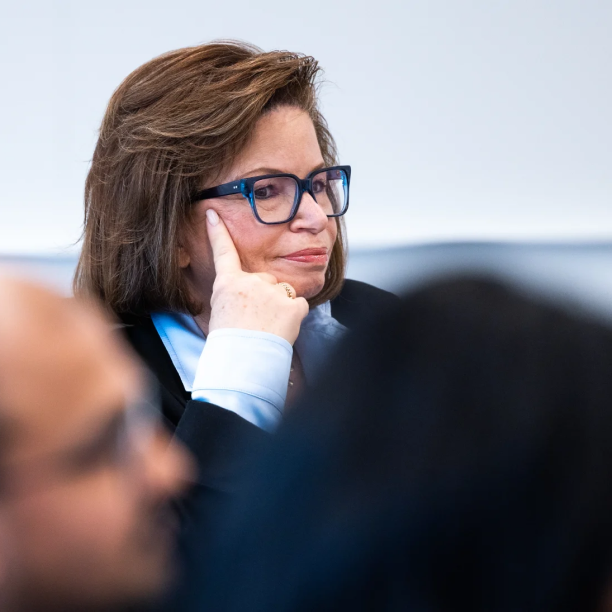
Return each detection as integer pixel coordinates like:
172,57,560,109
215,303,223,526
312,179,327,194
253,184,276,200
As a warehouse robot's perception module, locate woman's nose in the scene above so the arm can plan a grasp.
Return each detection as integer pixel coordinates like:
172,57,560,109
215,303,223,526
290,191,329,232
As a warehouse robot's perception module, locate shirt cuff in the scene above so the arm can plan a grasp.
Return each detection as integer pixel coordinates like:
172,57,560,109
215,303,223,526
191,328,293,432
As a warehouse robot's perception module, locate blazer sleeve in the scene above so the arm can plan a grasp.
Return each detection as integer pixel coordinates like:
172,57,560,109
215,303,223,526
121,316,269,491
175,399,270,493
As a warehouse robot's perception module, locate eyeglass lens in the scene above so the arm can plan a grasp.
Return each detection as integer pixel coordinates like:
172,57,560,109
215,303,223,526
252,168,347,223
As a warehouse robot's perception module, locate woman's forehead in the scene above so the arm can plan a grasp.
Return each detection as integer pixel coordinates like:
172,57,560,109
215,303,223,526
228,108,324,180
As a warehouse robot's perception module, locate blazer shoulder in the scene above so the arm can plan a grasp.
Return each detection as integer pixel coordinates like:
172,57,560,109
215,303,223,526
119,314,191,426
331,279,399,330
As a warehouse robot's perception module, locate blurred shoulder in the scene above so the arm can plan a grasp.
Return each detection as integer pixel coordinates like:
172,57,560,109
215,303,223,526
331,279,400,329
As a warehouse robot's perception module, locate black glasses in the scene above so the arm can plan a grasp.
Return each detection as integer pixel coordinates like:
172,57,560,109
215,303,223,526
191,165,351,225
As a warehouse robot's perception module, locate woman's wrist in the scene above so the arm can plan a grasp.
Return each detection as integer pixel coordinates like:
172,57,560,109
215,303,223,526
191,328,293,431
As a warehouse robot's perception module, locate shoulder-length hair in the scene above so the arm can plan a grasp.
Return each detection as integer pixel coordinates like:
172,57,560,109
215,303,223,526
74,41,346,316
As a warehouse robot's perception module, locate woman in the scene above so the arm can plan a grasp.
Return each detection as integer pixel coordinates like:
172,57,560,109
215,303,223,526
75,41,396,478
195,277,612,612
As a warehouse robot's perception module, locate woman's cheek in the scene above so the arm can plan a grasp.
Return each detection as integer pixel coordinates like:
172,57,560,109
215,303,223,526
227,235,264,274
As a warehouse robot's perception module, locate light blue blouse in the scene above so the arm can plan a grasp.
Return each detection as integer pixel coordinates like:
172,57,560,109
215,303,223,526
151,302,347,432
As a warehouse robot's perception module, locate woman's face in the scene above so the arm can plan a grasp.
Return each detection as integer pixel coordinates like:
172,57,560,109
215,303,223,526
181,106,338,308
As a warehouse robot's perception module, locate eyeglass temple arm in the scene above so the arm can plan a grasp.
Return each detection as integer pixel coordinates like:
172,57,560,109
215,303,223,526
192,180,245,203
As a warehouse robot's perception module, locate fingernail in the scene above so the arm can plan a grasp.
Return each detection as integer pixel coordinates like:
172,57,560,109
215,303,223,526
206,209,219,226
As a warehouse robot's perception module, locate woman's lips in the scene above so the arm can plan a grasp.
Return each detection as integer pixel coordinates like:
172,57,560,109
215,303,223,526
281,248,329,264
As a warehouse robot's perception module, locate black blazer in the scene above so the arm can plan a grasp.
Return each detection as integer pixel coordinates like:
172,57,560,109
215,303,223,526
121,279,397,490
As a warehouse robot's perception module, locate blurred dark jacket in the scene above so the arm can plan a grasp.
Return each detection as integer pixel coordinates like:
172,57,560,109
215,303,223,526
186,277,612,612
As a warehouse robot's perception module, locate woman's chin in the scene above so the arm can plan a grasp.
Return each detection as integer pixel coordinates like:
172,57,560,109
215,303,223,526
294,277,326,300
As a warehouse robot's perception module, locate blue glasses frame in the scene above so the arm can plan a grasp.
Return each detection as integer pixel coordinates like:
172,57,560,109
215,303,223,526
191,165,351,225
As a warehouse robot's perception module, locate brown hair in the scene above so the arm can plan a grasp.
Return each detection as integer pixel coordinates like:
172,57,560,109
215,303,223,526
74,40,346,316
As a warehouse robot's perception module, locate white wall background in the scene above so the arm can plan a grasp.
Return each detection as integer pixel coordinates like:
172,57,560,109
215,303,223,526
1,0,611,254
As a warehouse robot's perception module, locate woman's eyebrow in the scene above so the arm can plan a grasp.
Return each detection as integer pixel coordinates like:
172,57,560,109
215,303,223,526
239,167,281,178
238,163,326,179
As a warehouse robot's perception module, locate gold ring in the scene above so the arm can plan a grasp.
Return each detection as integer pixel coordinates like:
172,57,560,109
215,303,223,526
277,282,296,299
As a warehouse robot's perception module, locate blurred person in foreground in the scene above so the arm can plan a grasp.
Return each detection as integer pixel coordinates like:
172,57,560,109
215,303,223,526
193,277,612,612
0,273,193,612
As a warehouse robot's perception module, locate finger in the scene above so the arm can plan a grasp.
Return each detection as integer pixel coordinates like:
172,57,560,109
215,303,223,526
254,272,278,285
294,297,310,318
206,209,243,275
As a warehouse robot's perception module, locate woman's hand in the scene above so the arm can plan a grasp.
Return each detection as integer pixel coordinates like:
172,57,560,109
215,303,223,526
206,209,309,345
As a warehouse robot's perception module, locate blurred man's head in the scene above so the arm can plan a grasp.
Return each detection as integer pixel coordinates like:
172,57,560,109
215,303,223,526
0,273,193,611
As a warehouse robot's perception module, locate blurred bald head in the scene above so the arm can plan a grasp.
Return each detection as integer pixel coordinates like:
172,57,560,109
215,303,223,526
0,273,192,612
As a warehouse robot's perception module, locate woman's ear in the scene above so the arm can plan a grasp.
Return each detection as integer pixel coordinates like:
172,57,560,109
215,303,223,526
178,246,191,268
